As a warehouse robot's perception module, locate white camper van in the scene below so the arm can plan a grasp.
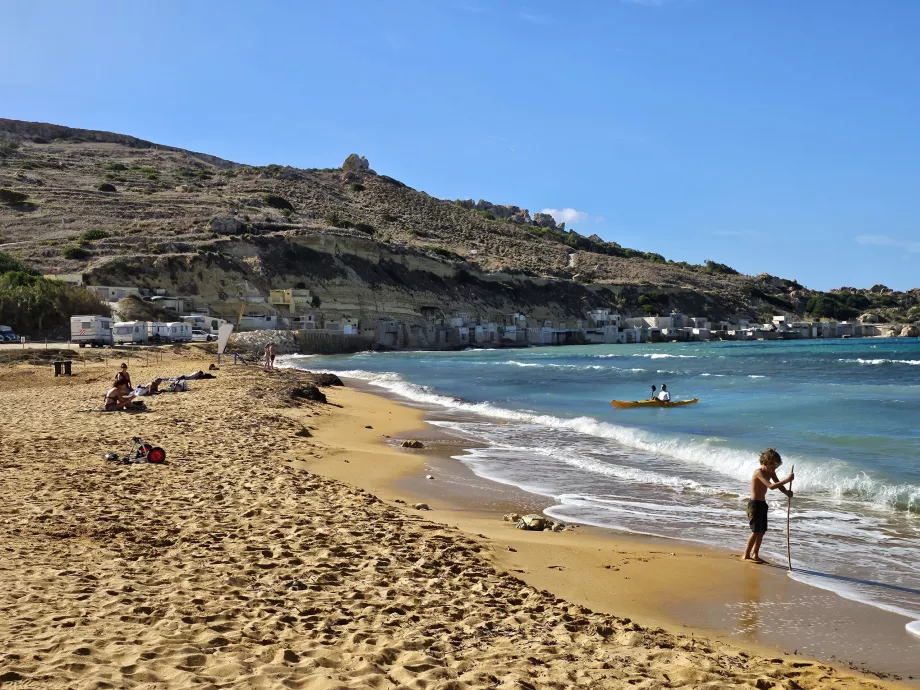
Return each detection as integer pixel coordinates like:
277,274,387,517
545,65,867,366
166,321,193,342
147,322,170,343
181,314,213,333
113,321,149,344
70,315,113,347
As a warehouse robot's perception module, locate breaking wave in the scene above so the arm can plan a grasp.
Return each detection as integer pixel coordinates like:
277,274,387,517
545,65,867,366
838,358,920,366
286,364,920,514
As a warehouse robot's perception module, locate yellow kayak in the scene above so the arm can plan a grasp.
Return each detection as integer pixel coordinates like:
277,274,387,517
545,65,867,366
611,398,699,409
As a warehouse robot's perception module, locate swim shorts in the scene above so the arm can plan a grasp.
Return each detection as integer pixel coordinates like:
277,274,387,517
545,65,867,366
746,499,768,533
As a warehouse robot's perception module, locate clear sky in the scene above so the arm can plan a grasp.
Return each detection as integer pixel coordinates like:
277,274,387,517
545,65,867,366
3,1,919,290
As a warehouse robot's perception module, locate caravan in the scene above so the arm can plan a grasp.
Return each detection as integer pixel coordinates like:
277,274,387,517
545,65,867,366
147,322,170,343
70,315,113,347
113,321,149,344
180,314,214,333
166,321,193,342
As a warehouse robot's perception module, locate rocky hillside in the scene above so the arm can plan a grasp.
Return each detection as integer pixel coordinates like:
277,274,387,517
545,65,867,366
1,118,917,328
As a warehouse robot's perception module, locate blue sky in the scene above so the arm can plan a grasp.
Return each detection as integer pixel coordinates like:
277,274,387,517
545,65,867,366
3,0,919,290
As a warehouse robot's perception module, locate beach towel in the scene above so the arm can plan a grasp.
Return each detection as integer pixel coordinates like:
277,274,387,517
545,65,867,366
77,407,150,413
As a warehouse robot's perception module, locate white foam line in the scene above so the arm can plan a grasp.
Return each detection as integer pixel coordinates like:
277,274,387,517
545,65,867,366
838,358,920,366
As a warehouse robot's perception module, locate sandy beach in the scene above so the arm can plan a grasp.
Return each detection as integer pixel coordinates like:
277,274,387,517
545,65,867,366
0,352,912,688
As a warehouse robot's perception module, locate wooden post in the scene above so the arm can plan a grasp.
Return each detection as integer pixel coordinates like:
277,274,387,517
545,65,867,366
786,464,795,571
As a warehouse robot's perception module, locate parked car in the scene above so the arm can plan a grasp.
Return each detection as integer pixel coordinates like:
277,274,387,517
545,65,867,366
0,326,20,342
191,328,215,342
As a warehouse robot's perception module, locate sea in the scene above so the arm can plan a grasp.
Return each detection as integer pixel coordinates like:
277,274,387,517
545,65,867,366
284,339,920,637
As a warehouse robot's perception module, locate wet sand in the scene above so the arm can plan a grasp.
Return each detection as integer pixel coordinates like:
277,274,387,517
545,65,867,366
0,354,913,688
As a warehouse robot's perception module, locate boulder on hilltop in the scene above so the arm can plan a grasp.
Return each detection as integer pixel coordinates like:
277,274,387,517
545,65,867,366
533,213,564,232
342,154,371,174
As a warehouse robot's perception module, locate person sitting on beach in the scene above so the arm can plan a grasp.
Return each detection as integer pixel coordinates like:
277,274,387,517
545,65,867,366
743,448,794,564
104,381,135,411
649,385,657,400
115,363,132,390
656,384,671,403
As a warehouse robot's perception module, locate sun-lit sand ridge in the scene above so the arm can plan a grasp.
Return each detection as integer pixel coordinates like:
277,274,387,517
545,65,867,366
0,352,905,688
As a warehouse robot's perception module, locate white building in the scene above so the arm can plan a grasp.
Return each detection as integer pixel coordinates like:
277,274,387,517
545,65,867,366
90,286,141,302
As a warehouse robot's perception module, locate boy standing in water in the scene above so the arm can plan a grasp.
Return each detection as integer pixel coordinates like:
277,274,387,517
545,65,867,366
743,448,794,564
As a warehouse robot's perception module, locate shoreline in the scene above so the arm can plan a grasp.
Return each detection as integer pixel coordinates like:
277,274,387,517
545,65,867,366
298,372,920,683
0,355,914,688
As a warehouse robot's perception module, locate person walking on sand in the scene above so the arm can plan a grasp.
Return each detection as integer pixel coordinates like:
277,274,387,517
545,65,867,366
743,448,794,564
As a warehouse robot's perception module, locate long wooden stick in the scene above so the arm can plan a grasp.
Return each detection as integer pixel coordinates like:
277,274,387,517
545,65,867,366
786,464,794,571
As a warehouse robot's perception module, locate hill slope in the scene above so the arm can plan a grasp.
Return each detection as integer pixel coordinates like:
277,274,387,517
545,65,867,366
1,118,917,332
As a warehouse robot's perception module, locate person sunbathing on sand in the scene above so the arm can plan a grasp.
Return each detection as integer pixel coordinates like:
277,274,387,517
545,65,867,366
743,448,794,564
104,381,135,411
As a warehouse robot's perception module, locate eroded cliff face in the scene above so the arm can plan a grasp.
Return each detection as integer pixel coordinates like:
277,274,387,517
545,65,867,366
84,233,743,327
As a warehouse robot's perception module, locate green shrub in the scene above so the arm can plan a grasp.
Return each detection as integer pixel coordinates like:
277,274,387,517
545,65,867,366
351,182,365,192
0,188,29,204
146,173,158,180
0,272,110,336
805,293,859,320
0,251,34,274
0,142,20,158
18,161,36,170
324,211,352,228
80,228,109,242
262,193,294,211
703,259,739,275
103,162,128,171
177,166,212,180
353,222,375,235
97,182,117,192
61,245,90,260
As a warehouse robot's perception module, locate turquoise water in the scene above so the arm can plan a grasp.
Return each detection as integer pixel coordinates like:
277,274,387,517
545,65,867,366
286,339,920,634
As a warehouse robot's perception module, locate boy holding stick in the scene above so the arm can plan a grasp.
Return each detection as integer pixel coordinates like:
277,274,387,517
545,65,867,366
743,448,794,564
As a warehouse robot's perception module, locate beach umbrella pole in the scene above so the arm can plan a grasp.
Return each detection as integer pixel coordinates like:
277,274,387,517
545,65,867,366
786,464,794,571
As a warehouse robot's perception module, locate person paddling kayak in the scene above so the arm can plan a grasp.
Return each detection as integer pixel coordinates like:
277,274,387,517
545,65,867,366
657,384,671,403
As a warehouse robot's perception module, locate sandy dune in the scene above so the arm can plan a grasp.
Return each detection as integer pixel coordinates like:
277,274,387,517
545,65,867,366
0,357,902,688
